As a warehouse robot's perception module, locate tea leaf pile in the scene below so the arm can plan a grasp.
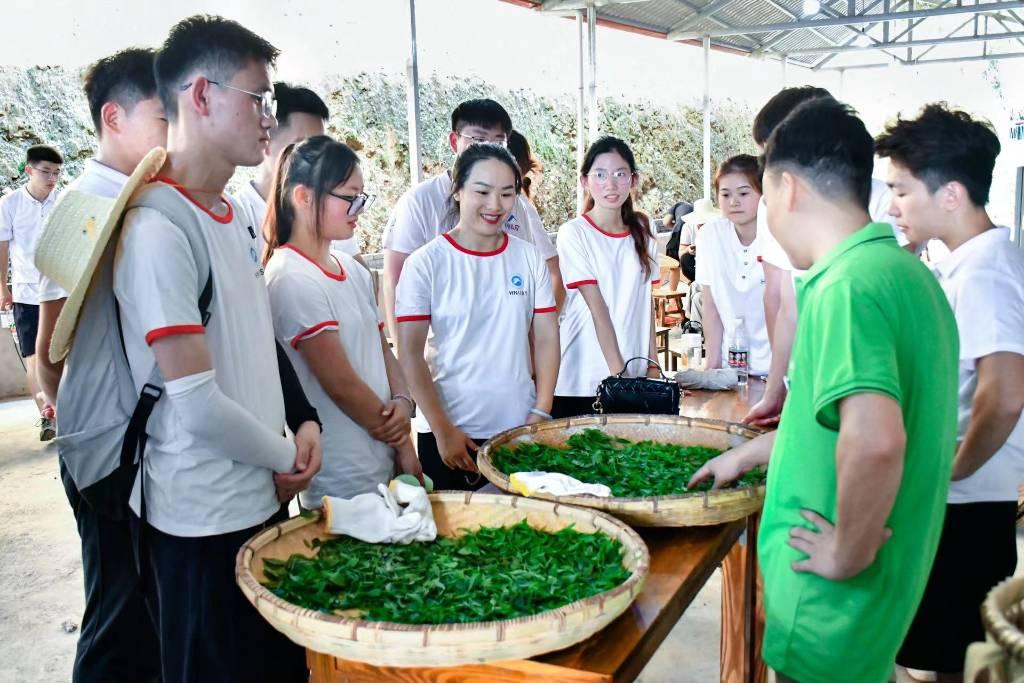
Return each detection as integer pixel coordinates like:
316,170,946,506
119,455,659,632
262,521,630,624
492,429,765,497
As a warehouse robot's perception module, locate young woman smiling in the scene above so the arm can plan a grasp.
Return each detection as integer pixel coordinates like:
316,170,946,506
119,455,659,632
696,154,771,377
264,135,423,508
552,136,660,419
396,144,560,491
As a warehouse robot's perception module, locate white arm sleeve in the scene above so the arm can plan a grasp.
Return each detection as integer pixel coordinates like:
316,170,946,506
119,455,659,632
164,370,295,473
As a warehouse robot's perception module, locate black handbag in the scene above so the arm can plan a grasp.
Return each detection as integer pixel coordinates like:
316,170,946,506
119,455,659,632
593,357,681,415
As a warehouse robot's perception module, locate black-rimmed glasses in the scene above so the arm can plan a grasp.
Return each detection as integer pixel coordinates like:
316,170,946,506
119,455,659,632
457,132,508,147
328,191,376,216
180,80,277,119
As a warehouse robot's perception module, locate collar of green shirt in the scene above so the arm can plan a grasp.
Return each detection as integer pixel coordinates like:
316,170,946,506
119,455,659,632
797,222,896,289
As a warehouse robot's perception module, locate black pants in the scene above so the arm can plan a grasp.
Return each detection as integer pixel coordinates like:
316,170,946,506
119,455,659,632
679,252,696,283
133,505,308,683
61,461,160,683
551,395,600,419
897,501,1018,673
417,432,487,491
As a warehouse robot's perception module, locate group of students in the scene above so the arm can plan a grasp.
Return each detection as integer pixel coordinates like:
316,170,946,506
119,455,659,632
2,12,1022,683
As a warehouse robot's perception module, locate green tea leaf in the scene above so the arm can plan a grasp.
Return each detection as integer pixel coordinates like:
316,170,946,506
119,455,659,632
492,429,766,497
261,520,631,624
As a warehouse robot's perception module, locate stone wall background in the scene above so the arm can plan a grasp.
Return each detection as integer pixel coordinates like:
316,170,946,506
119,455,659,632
0,66,757,252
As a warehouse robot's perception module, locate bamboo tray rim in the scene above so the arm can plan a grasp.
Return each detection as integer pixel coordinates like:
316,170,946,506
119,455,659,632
235,491,650,634
476,414,767,505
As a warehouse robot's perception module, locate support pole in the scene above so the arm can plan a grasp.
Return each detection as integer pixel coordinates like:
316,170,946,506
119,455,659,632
702,36,712,201
405,0,422,186
576,10,586,214
587,6,599,142
780,54,788,86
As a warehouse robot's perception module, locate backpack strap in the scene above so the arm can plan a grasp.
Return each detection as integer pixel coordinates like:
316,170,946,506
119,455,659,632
118,183,220,537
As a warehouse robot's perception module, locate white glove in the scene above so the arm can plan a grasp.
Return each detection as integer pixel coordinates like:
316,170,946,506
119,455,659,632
673,368,739,390
322,481,437,544
509,471,612,498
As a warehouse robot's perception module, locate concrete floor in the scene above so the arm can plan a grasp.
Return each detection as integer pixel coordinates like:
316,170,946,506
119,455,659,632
0,397,722,683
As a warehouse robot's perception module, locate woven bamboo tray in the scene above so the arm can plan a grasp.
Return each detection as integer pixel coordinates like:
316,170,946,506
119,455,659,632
235,492,649,667
963,575,1024,681
477,414,765,527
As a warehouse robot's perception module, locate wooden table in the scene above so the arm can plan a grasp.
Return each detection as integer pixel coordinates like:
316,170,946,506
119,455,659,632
307,384,770,683
652,288,686,327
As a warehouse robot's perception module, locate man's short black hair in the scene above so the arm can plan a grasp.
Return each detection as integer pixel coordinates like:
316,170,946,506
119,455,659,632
753,86,833,146
83,48,159,136
875,103,1000,207
155,15,280,121
763,96,873,210
274,82,330,128
26,145,63,165
450,99,512,134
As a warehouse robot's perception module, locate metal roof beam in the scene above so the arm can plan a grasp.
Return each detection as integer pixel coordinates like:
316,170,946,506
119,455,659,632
539,0,649,11
666,0,739,34
811,0,948,69
819,47,1024,68
781,28,1024,53
670,1,1024,40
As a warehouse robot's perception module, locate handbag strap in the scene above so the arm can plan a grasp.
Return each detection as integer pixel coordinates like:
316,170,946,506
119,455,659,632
619,356,668,380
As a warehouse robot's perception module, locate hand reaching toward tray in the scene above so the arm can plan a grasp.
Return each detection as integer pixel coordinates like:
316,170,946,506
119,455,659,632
687,431,776,490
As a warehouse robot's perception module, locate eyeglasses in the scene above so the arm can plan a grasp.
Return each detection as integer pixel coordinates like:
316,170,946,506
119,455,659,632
180,80,277,119
457,132,508,147
587,170,634,186
328,191,376,216
28,166,62,179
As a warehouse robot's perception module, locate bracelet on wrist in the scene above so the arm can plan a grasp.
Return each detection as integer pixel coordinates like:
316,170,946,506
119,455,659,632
393,394,416,414
529,407,552,420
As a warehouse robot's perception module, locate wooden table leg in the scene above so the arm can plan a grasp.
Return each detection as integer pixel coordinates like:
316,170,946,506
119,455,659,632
719,513,767,683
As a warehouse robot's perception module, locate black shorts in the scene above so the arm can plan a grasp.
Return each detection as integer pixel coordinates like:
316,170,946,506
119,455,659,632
13,302,39,358
897,501,1018,673
417,432,487,492
551,395,600,419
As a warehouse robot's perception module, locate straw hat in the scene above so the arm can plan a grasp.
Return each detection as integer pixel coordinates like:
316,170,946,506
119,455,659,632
681,197,721,225
35,148,166,362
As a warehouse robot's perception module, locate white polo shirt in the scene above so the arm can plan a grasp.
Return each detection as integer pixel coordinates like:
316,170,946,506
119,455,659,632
382,172,556,260
232,179,360,259
0,185,59,304
555,215,660,397
759,178,902,273
114,181,287,536
39,160,128,303
265,245,392,508
395,232,555,438
695,218,771,376
933,226,1024,504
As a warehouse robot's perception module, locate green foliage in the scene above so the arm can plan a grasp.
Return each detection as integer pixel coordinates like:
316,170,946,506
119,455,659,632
262,520,630,624
492,428,765,497
322,73,756,252
0,68,757,253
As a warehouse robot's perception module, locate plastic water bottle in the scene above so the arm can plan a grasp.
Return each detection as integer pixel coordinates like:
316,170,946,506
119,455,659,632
728,317,749,386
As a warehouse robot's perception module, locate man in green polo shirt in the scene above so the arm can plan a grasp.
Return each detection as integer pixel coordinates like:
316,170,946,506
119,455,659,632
689,97,959,683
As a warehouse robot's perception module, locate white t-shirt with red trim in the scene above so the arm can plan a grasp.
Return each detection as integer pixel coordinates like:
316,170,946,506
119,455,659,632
555,215,659,397
265,244,393,507
694,218,771,377
381,172,556,260
113,179,285,537
395,232,556,439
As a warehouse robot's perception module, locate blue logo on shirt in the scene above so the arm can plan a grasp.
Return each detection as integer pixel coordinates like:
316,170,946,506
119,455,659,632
250,246,258,264
510,274,524,288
